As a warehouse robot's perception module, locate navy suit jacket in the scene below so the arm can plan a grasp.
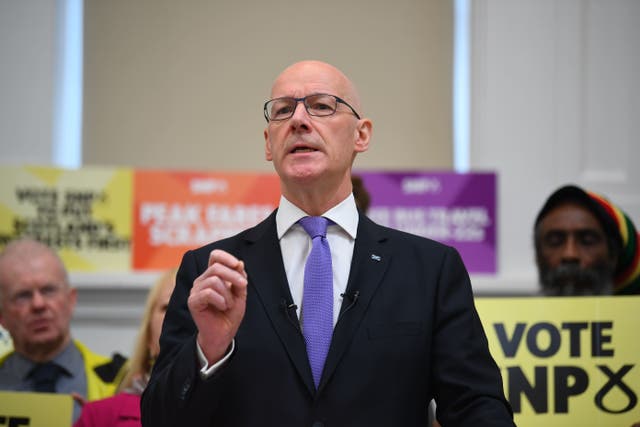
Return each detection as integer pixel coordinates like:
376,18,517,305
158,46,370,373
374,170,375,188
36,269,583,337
141,211,514,426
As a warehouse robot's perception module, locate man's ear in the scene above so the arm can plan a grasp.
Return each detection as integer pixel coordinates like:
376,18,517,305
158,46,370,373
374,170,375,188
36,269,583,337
264,128,273,161
354,118,372,153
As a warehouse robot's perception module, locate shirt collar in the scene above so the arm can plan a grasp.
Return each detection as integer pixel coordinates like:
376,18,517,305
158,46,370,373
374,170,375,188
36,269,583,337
276,193,359,240
53,340,79,376
17,340,77,380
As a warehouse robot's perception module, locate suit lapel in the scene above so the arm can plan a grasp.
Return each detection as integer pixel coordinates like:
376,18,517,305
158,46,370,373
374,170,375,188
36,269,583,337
239,211,316,396
319,214,391,390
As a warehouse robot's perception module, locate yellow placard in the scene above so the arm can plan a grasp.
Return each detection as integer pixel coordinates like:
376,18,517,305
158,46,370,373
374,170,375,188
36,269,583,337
0,165,132,271
476,296,640,427
0,391,73,427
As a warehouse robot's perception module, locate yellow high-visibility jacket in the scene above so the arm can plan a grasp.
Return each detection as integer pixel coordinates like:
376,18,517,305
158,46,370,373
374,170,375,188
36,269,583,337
0,339,127,401
74,340,127,401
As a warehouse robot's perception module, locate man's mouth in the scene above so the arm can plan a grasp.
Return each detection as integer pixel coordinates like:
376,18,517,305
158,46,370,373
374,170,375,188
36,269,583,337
29,319,51,332
291,147,317,153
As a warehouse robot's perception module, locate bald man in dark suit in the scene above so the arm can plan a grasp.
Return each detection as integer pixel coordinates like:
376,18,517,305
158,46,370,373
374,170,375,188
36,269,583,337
141,60,514,427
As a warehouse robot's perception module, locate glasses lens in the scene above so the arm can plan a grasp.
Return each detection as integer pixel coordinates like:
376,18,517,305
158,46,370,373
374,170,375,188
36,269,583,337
305,94,337,117
265,94,340,121
266,98,296,121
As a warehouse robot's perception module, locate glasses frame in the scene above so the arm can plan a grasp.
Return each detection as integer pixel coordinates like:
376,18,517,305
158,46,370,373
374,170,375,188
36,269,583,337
8,283,66,308
263,93,361,122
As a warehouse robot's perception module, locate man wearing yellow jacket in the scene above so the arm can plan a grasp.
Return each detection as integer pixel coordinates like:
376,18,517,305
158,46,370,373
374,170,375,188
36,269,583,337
0,238,126,422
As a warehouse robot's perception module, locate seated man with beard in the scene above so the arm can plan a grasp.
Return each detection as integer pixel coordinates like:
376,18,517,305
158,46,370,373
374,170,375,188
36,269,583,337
534,184,639,296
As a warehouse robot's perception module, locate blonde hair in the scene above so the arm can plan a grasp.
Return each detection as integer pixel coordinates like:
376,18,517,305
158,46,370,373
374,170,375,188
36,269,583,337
118,267,177,391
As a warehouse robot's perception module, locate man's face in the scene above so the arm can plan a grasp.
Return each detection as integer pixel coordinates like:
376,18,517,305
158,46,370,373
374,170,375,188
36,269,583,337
263,62,371,199
0,253,76,358
536,203,617,295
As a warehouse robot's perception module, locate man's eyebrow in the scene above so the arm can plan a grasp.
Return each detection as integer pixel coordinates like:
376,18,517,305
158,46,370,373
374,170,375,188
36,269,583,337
543,229,568,234
544,228,604,239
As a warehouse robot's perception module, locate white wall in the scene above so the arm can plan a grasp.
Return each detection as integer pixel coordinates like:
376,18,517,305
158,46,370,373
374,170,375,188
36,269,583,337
470,0,640,295
0,0,57,165
1,0,639,356
70,273,158,359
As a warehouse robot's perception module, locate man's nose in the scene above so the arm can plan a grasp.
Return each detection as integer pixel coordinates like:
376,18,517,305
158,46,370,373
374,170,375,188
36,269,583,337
30,290,47,307
289,101,311,129
560,236,580,262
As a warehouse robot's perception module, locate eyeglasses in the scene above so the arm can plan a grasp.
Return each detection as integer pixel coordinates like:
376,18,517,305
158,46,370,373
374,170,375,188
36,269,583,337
263,93,361,122
8,284,65,308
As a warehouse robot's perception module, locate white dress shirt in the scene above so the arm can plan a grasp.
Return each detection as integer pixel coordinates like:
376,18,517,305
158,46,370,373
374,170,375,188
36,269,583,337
198,193,359,375
276,194,358,326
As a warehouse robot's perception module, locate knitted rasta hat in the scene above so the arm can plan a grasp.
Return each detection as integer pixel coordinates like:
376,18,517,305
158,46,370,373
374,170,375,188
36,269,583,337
535,185,640,295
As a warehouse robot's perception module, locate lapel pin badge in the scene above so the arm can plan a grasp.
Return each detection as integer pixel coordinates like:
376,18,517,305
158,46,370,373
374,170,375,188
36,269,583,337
370,254,381,262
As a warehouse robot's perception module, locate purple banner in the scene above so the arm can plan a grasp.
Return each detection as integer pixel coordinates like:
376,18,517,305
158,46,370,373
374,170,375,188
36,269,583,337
355,171,496,273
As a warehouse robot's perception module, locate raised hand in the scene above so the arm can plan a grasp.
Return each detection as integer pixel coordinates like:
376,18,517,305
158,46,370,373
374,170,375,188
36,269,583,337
188,249,248,365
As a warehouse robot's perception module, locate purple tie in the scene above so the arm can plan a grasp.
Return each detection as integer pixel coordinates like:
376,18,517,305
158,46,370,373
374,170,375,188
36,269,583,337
298,216,333,388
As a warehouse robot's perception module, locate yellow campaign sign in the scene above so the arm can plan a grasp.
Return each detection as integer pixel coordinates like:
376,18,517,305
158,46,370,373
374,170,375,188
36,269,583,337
0,391,73,427
0,165,132,271
476,296,640,427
